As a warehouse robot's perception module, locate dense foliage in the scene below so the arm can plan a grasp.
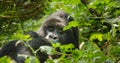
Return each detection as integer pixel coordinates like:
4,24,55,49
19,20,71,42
0,0,120,63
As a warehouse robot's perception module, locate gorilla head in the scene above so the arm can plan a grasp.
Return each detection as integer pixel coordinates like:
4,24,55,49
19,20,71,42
37,11,79,48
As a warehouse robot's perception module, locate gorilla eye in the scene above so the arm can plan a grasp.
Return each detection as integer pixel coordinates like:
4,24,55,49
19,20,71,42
47,27,54,32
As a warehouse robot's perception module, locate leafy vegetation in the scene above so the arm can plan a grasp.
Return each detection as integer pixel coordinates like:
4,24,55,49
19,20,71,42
0,0,120,63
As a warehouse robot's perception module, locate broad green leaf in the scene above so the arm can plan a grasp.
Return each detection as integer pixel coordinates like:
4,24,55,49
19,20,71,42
63,21,79,31
90,33,103,41
0,56,11,63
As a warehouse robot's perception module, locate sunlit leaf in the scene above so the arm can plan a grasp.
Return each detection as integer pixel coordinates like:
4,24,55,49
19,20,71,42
63,21,79,31
0,56,11,63
90,33,103,41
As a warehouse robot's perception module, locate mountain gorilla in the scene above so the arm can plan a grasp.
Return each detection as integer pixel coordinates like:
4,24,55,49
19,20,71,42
0,11,79,63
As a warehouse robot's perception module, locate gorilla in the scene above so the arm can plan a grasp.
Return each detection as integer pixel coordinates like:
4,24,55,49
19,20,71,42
0,11,79,63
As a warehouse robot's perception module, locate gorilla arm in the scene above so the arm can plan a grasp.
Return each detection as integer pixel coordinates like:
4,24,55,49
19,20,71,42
0,31,52,63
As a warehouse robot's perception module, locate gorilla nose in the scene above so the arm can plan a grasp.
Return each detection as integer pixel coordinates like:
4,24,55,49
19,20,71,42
49,35,58,40
53,36,58,40
45,33,59,41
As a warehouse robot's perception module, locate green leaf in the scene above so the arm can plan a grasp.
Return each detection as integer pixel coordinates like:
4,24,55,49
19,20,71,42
63,21,79,31
12,32,30,40
110,46,120,57
60,44,75,53
46,59,54,63
52,43,61,48
25,57,40,63
72,49,83,61
0,56,11,63
90,33,103,41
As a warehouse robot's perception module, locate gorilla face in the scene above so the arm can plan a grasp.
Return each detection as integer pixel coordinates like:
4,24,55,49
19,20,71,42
42,17,67,44
45,25,63,42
